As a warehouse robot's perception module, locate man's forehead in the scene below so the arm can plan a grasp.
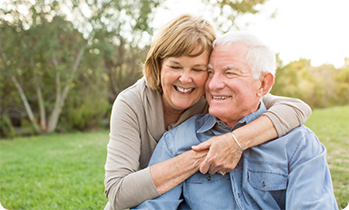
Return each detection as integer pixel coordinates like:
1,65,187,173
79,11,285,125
211,42,249,58
207,64,239,70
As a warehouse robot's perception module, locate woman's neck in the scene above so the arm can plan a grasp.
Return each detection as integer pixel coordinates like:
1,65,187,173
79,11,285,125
162,103,184,130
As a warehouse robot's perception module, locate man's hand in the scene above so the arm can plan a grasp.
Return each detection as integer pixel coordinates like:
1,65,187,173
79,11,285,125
191,133,243,175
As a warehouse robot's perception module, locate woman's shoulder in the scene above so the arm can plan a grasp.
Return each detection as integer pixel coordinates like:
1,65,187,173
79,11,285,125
113,77,162,110
115,78,148,102
118,77,145,96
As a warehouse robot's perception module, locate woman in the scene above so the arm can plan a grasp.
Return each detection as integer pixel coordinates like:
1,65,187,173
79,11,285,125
104,14,311,210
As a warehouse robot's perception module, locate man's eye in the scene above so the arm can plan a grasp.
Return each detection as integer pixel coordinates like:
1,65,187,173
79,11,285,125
226,72,238,77
208,70,214,76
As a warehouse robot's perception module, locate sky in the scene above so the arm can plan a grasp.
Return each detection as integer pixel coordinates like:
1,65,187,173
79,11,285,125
152,0,349,68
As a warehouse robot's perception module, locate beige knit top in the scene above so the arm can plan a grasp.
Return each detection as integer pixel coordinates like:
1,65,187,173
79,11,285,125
104,77,311,210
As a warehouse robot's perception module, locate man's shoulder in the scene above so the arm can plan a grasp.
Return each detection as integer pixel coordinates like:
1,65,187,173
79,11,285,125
269,125,319,150
284,125,317,140
249,125,320,159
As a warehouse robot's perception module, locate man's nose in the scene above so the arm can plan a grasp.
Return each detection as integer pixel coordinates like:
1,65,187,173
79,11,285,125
208,72,225,90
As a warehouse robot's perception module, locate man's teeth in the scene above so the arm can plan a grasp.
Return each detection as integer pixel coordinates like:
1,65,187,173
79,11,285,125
176,86,194,93
213,96,231,100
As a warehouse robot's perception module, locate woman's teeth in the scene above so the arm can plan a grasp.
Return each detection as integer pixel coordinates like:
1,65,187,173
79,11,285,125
175,86,194,93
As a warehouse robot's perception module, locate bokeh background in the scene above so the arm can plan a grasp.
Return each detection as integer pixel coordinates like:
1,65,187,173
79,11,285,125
1,0,348,136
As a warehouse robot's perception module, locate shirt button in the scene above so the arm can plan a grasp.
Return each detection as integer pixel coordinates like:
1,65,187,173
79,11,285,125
218,122,222,126
262,181,266,187
207,176,211,181
238,193,240,198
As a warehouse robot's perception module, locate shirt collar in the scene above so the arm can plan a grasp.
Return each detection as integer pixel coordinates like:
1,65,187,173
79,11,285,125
197,100,267,133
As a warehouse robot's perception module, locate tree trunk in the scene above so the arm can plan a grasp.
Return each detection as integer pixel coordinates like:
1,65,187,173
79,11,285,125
10,75,41,133
31,58,47,132
47,44,86,133
1,48,40,133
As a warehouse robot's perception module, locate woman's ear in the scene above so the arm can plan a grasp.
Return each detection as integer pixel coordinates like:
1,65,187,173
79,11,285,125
257,72,275,97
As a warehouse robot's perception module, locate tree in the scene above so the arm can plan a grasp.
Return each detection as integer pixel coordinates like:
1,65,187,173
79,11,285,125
334,58,349,105
201,0,268,32
0,0,162,136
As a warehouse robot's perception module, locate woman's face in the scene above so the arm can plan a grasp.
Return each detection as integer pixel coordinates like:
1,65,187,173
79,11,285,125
161,47,209,113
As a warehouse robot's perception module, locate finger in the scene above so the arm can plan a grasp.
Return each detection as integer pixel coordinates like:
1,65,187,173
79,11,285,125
192,141,211,151
199,157,211,174
208,166,220,175
208,158,223,175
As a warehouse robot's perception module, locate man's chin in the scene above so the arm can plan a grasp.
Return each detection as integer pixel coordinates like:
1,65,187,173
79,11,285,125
208,108,226,118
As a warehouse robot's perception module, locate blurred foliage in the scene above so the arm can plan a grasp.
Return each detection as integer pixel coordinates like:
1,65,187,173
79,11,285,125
201,0,267,32
0,0,348,138
271,57,349,108
0,0,161,137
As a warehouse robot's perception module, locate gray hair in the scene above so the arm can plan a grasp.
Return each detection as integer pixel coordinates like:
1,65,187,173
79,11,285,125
213,31,276,79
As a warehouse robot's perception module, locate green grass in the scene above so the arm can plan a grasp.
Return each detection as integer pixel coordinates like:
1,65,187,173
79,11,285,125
0,105,348,209
305,105,349,209
0,131,110,209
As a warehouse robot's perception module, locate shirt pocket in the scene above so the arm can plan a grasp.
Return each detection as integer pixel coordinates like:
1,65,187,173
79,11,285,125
247,161,288,191
185,173,235,209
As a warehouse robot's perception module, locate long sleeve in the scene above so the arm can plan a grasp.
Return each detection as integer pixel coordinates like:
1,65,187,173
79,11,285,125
132,132,183,210
286,128,338,209
104,91,160,210
104,78,208,210
261,94,312,137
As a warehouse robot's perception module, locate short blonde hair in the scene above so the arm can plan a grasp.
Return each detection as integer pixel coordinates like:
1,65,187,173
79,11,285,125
143,14,216,92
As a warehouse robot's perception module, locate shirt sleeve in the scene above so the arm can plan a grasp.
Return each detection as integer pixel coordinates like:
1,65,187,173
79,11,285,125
132,132,183,210
286,129,338,209
261,94,312,137
104,95,160,210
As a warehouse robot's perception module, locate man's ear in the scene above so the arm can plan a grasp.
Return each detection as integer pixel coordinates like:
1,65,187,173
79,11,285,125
257,72,275,97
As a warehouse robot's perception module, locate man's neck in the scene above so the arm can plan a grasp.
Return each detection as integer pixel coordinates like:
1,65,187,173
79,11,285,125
221,101,261,128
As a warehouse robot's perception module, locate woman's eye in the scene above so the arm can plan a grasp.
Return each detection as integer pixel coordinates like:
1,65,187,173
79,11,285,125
171,66,181,69
193,69,203,72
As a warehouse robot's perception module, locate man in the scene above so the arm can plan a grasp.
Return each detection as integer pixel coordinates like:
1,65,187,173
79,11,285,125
132,31,338,209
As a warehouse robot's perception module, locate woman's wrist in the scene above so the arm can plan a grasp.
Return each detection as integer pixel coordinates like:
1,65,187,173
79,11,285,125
187,149,208,171
231,115,278,150
231,132,244,152
150,150,207,194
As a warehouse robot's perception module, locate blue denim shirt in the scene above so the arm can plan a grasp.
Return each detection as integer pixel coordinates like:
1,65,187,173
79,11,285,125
133,102,338,210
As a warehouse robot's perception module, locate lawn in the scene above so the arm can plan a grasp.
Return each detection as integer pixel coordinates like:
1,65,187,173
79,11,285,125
0,105,348,209
0,132,110,209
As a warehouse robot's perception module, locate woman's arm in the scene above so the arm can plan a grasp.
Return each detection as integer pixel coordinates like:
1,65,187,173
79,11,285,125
150,149,207,194
105,93,207,210
261,93,312,137
192,95,312,175
104,96,158,210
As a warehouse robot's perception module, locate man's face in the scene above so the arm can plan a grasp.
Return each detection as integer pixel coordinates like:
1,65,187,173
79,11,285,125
205,43,261,127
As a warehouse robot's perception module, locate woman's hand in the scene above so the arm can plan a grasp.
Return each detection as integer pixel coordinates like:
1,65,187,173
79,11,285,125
192,132,242,175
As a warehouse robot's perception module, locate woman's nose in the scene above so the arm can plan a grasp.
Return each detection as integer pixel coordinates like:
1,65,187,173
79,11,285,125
179,70,192,83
